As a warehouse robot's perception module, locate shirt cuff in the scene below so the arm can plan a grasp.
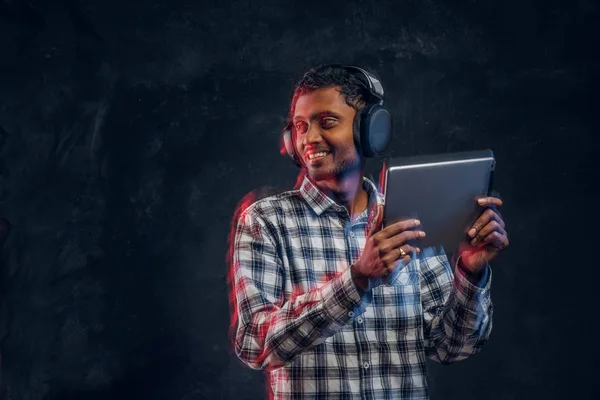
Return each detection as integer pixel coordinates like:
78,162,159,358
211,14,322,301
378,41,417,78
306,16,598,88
457,259,489,288
453,260,493,312
319,266,362,326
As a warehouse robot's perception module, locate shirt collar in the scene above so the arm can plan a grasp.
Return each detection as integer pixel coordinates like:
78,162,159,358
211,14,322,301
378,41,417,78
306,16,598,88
298,175,383,217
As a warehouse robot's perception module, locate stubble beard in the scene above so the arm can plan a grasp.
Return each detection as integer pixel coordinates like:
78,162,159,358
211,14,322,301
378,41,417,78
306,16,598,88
307,150,362,182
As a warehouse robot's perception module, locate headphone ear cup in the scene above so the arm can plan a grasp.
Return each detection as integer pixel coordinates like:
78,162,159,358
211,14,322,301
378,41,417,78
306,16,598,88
281,126,303,167
353,110,363,155
359,104,393,158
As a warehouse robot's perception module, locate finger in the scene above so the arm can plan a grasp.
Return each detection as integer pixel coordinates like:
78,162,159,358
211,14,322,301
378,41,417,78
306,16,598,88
468,208,504,238
381,244,421,265
378,218,421,239
470,220,506,246
385,253,413,273
388,256,411,272
477,197,503,208
479,231,509,250
386,229,426,249
488,207,504,225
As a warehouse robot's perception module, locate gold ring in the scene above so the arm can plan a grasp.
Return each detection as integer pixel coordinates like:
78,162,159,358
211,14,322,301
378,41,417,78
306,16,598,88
398,247,407,258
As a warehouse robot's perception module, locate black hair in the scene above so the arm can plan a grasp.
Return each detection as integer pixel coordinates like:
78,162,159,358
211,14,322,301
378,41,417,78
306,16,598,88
288,64,375,122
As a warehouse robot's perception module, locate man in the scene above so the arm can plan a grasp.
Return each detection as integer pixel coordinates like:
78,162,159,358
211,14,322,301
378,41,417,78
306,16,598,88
229,65,509,399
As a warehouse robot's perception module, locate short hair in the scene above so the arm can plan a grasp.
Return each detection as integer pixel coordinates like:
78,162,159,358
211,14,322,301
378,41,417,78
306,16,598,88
288,64,375,122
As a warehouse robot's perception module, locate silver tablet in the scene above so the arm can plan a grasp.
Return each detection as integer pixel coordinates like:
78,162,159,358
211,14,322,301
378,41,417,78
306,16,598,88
382,149,495,254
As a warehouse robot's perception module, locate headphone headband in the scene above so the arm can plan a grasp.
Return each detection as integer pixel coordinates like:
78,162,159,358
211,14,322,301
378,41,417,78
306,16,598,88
341,65,385,101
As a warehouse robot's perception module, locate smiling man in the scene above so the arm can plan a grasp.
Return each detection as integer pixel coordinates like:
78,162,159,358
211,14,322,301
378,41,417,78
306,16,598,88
230,65,509,399
292,87,367,215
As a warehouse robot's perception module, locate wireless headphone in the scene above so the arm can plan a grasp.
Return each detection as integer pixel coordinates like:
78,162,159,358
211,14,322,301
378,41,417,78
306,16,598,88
281,65,393,167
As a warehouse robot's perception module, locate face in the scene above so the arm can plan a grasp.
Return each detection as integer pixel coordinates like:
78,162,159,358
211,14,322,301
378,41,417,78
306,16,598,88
292,87,362,183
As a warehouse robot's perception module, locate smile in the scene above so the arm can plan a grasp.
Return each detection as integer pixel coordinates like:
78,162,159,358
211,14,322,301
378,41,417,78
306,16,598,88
308,151,329,160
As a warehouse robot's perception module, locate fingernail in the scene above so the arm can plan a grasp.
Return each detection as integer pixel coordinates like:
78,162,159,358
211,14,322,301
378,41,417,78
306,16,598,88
477,198,487,205
468,228,476,237
414,219,420,226
420,231,426,237
416,247,421,253
471,238,478,245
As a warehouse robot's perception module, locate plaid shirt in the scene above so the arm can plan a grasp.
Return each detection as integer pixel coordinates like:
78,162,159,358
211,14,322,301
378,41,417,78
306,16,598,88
232,176,493,399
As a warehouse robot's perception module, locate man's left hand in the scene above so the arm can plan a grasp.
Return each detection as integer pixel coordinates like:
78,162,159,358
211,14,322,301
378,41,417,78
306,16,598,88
458,196,509,277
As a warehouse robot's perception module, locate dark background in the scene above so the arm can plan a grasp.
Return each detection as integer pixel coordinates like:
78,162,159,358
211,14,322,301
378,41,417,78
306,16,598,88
0,0,598,399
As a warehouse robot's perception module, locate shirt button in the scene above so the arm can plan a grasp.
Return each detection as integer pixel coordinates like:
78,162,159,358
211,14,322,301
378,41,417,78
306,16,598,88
363,362,370,369
356,317,363,324
349,231,355,237
348,311,354,317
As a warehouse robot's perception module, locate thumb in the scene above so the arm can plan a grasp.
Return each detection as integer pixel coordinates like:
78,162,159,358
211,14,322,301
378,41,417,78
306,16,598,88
366,204,384,237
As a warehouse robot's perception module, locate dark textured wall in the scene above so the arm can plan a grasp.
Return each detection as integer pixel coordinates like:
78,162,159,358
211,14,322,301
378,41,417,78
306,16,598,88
0,0,598,399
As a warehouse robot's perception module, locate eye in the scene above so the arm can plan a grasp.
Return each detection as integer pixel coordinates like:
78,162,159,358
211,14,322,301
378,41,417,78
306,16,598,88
321,118,337,128
295,122,307,134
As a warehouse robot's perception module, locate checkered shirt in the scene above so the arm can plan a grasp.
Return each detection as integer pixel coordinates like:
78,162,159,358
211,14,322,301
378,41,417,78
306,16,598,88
231,176,493,399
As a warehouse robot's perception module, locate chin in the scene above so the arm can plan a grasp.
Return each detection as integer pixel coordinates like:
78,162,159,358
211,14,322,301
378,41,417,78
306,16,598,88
306,157,361,182
307,168,336,181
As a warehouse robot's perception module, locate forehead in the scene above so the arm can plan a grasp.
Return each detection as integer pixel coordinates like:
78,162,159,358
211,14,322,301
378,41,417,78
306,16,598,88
293,87,352,118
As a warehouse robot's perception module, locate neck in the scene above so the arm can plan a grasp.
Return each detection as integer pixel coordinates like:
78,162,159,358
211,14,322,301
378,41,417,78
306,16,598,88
313,167,368,219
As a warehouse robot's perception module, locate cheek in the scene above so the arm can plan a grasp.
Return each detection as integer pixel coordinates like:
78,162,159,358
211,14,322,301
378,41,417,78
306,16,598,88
334,129,358,155
294,136,303,152
339,141,359,157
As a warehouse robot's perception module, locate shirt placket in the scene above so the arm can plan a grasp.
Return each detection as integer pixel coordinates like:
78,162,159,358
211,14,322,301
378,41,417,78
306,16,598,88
342,213,372,399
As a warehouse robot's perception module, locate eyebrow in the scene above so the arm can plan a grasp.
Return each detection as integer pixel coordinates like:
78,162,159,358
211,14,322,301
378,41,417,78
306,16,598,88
292,110,341,123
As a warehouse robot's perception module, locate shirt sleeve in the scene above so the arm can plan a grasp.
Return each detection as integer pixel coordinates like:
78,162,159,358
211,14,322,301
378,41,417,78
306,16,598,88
231,206,363,371
419,252,493,364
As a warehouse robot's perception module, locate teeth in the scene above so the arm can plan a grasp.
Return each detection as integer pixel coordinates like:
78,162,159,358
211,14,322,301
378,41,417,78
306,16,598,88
309,152,328,160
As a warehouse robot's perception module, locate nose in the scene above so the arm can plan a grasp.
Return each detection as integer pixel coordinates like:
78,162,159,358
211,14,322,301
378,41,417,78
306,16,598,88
305,124,323,145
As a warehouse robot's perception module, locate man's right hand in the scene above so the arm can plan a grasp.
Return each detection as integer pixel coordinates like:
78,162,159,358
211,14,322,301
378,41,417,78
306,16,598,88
351,219,425,292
